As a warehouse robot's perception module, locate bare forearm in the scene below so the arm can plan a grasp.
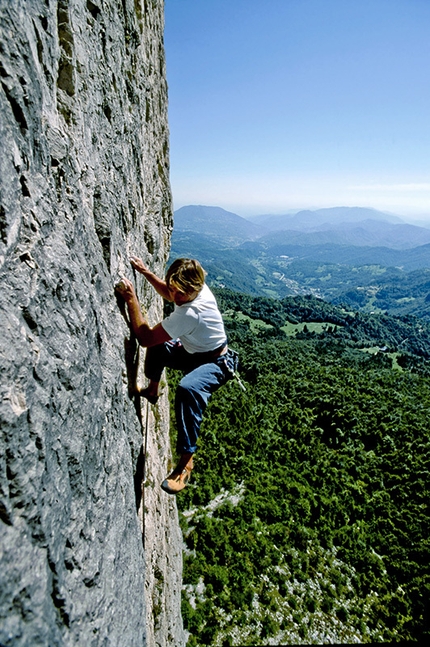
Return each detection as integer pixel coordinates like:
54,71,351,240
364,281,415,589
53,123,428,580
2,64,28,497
140,269,172,301
130,255,172,301
125,293,151,341
115,277,171,347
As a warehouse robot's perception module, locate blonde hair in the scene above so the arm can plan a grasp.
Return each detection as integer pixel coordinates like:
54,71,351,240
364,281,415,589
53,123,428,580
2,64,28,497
166,258,207,294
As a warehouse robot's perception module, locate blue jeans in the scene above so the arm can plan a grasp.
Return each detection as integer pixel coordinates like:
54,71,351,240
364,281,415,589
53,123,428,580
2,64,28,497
145,340,236,454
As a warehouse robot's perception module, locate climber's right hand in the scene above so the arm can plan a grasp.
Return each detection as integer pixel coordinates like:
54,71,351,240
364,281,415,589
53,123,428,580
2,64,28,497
129,256,149,275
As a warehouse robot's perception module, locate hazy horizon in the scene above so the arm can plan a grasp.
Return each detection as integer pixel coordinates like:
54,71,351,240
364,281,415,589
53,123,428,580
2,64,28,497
172,202,430,227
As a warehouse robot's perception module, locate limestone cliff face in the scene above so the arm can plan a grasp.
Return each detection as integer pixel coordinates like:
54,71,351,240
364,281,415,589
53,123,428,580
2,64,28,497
0,1,185,646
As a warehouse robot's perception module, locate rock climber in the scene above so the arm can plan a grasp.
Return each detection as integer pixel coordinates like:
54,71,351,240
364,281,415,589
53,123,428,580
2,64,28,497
115,256,237,494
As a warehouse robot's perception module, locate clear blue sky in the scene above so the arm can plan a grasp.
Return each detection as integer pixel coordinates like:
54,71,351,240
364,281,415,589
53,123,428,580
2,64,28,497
164,0,430,220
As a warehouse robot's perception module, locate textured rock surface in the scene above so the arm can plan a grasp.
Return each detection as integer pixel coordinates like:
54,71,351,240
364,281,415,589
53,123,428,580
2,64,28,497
0,1,185,645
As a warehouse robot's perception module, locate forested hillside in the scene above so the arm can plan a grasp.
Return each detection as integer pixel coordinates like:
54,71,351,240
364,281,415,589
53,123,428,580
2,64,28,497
170,291,430,646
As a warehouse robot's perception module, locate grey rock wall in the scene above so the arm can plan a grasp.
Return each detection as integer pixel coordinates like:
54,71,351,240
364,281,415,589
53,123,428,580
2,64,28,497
0,1,185,646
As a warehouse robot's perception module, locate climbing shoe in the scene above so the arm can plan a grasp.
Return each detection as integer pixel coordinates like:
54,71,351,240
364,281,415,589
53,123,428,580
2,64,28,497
161,464,192,495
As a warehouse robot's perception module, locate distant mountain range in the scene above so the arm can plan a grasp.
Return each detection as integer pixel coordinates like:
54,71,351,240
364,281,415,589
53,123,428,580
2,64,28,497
174,205,266,245
175,205,430,250
246,206,404,230
258,222,430,250
171,205,430,320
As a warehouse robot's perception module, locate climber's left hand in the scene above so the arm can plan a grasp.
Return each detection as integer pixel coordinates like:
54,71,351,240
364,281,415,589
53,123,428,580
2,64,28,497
115,277,135,301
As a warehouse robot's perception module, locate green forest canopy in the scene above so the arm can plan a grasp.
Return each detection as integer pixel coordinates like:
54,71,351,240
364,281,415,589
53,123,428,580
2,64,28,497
169,290,430,646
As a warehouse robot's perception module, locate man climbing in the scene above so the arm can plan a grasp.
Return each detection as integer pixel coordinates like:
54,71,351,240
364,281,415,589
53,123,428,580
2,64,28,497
115,256,236,494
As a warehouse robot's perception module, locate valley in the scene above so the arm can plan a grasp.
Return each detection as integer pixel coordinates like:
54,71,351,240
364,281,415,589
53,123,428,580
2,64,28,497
170,205,430,321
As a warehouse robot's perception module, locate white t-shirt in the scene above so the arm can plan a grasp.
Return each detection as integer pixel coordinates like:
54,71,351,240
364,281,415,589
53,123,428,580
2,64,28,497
161,284,227,354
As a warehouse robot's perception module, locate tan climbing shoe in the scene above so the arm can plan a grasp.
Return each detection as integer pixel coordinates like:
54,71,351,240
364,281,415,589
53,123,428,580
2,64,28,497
161,463,193,495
